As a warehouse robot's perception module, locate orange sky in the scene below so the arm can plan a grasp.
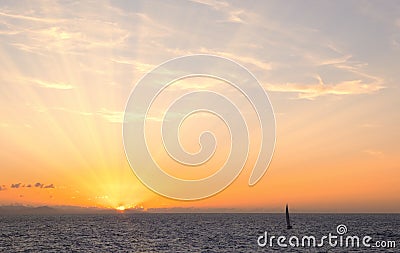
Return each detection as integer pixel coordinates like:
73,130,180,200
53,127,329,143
0,1,399,212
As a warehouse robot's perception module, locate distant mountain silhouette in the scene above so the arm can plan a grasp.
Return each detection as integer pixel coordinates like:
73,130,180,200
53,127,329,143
0,205,118,215
0,205,59,215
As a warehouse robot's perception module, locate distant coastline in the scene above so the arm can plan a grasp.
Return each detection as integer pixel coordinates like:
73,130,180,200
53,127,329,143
0,205,143,215
1,205,399,215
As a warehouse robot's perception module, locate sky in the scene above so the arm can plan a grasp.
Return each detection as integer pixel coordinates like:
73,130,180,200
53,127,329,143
0,0,399,212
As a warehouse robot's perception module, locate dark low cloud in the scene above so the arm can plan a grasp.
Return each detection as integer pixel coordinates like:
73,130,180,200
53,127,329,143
11,183,22,188
4,182,55,190
35,182,44,188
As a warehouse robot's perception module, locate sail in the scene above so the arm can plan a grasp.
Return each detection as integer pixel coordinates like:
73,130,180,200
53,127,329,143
286,204,292,229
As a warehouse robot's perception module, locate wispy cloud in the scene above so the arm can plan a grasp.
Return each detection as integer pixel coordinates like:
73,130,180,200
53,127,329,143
364,149,384,157
52,107,93,117
189,0,253,24
0,11,64,23
315,54,353,66
96,108,182,123
0,4,130,55
224,10,246,23
29,78,73,90
261,45,385,99
264,79,384,99
0,29,19,35
134,12,174,39
111,58,155,73
33,105,135,124
202,49,272,71
189,0,229,10
96,108,125,123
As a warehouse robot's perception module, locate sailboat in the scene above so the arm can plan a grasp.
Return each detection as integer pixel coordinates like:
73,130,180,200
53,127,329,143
286,204,293,229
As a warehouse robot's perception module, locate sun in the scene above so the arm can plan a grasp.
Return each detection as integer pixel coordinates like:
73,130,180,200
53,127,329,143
116,205,126,211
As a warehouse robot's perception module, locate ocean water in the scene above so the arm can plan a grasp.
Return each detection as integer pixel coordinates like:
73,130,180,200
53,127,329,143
0,213,399,252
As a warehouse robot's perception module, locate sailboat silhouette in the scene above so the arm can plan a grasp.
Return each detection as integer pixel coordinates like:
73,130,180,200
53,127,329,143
286,204,293,229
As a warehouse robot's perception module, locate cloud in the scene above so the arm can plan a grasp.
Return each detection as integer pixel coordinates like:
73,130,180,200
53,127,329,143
29,78,73,90
35,182,44,188
189,0,252,24
317,55,353,66
264,79,384,99
195,48,272,71
34,182,55,189
95,107,188,124
34,105,136,123
364,149,384,157
11,183,22,188
134,13,174,39
35,105,93,118
0,29,20,35
0,11,64,23
111,58,155,73
51,107,93,117
225,10,246,23
261,49,385,99
0,3,130,56
189,0,229,10
96,108,124,123
3,182,55,190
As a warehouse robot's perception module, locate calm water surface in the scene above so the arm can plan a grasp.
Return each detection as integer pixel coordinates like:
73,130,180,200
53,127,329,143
0,213,399,252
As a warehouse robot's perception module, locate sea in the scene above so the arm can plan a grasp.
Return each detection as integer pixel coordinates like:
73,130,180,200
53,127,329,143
0,213,399,252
